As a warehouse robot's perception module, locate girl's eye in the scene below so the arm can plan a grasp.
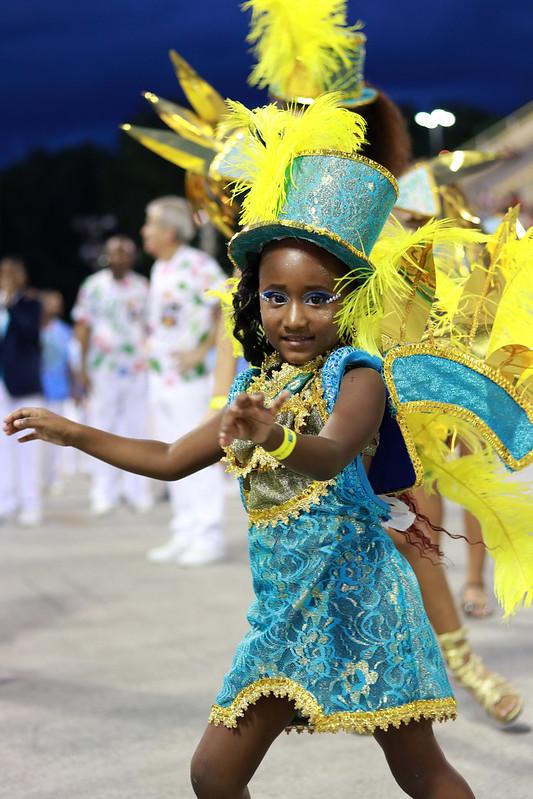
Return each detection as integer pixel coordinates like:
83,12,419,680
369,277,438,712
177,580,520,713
260,291,288,305
304,292,339,306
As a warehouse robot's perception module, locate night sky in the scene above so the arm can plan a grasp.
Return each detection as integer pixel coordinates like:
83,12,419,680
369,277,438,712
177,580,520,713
2,0,532,168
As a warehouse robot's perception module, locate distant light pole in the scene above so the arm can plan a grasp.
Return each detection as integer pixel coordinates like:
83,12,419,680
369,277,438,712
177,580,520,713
414,109,456,154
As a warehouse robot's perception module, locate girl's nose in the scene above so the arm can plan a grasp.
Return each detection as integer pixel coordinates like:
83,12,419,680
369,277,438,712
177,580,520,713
285,299,307,329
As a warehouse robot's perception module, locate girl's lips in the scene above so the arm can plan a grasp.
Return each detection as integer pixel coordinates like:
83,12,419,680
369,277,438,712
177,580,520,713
281,336,315,349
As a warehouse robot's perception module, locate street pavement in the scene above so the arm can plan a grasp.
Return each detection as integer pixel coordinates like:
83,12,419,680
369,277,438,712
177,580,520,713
1,475,532,799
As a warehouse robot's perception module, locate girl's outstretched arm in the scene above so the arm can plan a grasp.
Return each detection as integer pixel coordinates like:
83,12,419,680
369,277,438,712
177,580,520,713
220,367,385,482
3,407,224,481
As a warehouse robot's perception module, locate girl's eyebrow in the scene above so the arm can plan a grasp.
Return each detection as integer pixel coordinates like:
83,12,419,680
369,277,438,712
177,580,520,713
260,284,335,292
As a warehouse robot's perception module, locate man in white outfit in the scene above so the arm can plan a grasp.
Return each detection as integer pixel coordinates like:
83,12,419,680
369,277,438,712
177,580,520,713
142,196,225,566
72,236,152,515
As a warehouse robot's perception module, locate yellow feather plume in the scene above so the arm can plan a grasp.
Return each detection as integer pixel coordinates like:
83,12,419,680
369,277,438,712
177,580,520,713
427,451,532,618
486,226,533,356
243,0,359,94
220,93,366,227
336,217,472,356
408,412,533,616
429,208,531,353
206,278,243,358
429,225,489,341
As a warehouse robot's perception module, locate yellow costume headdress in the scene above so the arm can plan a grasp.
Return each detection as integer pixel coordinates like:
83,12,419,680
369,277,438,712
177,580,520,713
122,51,244,239
223,93,408,355
243,0,377,106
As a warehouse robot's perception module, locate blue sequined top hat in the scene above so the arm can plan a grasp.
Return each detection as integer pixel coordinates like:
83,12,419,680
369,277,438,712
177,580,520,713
228,151,398,277
327,32,378,108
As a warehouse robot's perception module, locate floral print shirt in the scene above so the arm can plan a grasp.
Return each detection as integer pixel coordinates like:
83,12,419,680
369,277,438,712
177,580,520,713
147,245,224,384
71,268,149,377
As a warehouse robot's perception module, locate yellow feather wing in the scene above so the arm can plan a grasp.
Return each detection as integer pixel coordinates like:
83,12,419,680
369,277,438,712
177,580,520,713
407,412,533,616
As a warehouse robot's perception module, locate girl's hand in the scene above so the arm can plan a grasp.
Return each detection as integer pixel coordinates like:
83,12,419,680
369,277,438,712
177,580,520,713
3,407,78,446
219,391,289,447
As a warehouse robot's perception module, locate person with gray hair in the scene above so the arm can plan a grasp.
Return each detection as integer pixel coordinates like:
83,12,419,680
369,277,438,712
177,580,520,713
142,195,226,566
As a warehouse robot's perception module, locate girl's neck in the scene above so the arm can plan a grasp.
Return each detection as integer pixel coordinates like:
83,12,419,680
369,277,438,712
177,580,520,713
267,349,333,373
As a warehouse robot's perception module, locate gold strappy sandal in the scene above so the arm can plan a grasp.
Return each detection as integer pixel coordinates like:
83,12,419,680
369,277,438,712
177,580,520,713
438,626,523,724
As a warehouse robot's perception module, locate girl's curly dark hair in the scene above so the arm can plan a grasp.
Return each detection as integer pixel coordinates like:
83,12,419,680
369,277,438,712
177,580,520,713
232,254,274,366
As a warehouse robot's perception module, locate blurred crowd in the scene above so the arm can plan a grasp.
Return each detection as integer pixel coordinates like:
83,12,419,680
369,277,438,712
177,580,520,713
0,195,228,566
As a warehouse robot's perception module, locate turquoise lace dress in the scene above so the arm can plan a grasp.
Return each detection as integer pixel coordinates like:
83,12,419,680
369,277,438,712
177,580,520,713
209,347,456,734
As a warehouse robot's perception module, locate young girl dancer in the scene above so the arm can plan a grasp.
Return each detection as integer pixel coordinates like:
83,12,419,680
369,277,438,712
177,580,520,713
5,98,476,797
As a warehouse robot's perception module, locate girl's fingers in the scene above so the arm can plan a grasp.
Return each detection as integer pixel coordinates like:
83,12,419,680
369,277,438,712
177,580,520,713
4,407,38,424
17,433,38,444
271,390,290,413
13,417,38,431
232,393,252,411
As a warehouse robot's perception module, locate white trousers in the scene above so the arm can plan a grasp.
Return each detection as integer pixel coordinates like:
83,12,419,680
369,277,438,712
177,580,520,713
42,399,68,487
87,371,151,507
61,399,92,476
0,382,42,516
149,373,224,543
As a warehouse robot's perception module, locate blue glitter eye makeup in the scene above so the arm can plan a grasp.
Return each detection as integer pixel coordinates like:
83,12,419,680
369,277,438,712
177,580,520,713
259,290,289,305
259,290,341,307
303,291,342,306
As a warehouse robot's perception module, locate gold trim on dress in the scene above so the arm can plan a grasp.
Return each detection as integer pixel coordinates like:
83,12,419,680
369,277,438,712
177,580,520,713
246,477,335,527
209,676,457,734
223,361,335,524
222,445,281,479
222,359,329,483
383,343,533,471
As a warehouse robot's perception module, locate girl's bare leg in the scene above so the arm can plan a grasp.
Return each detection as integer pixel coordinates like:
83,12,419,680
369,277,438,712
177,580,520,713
190,696,295,799
374,719,475,798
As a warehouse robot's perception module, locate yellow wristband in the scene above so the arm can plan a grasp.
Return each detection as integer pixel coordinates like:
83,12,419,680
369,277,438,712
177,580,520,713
209,394,227,410
266,426,297,460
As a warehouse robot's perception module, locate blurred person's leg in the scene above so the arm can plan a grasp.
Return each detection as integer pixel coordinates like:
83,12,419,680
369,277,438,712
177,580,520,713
0,382,18,518
117,372,152,511
87,373,121,514
43,398,66,493
7,389,43,525
62,398,90,476
148,373,225,565
461,510,493,618
457,440,493,618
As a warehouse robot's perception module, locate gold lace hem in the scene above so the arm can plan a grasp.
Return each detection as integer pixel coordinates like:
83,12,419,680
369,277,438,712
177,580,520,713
246,478,335,527
208,676,457,735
